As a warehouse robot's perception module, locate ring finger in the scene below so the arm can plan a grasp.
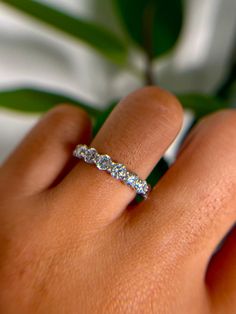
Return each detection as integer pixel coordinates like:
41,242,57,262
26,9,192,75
55,87,183,224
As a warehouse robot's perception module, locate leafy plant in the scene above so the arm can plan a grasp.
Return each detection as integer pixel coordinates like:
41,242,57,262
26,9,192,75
0,87,101,119
0,0,235,189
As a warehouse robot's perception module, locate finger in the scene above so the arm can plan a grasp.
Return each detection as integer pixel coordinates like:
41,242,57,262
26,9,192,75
132,110,236,272
0,105,92,196
57,87,183,223
206,225,236,313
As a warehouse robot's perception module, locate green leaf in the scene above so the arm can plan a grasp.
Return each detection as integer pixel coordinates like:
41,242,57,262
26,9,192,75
178,94,228,119
2,0,127,65
0,87,102,120
114,0,183,58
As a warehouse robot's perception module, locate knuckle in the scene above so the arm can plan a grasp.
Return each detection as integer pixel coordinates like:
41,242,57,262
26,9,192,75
203,108,236,124
121,86,183,133
148,86,183,118
199,109,236,141
46,104,90,128
131,86,182,117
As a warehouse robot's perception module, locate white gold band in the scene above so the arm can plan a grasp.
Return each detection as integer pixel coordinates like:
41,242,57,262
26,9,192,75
73,144,151,198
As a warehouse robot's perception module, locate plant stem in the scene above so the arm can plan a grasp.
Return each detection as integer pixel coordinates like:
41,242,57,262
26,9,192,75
143,3,155,85
145,53,154,85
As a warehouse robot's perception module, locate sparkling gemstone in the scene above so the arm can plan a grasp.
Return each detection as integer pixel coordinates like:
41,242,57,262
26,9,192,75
73,145,87,158
143,182,150,194
111,163,128,180
126,173,139,187
84,148,98,164
134,179,147,194
96,155,112,170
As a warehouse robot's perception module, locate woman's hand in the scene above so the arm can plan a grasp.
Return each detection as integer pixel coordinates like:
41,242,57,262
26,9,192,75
0,87,235,313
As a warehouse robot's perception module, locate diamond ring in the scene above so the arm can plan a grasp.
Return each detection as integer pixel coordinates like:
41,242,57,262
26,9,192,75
73,144,151,199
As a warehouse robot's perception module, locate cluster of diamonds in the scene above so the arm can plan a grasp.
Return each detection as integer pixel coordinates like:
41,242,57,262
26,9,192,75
73,144,150,198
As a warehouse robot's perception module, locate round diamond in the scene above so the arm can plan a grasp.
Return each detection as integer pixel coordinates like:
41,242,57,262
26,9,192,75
96,155,112,170
73,145,87,158
134,179,147,195
84,148,97,164
143,183,150,194
111,163,128,180
126,173,139,187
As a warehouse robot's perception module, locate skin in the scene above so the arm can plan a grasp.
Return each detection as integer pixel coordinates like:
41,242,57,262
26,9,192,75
0,86,235,313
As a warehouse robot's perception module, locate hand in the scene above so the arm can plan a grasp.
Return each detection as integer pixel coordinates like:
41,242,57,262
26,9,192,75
0,87,235,314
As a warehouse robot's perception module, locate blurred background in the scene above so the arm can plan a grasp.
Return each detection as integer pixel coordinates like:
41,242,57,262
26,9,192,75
0,0,235,167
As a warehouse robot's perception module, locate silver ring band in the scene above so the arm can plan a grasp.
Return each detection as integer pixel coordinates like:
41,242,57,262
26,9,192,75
73,145,151,198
